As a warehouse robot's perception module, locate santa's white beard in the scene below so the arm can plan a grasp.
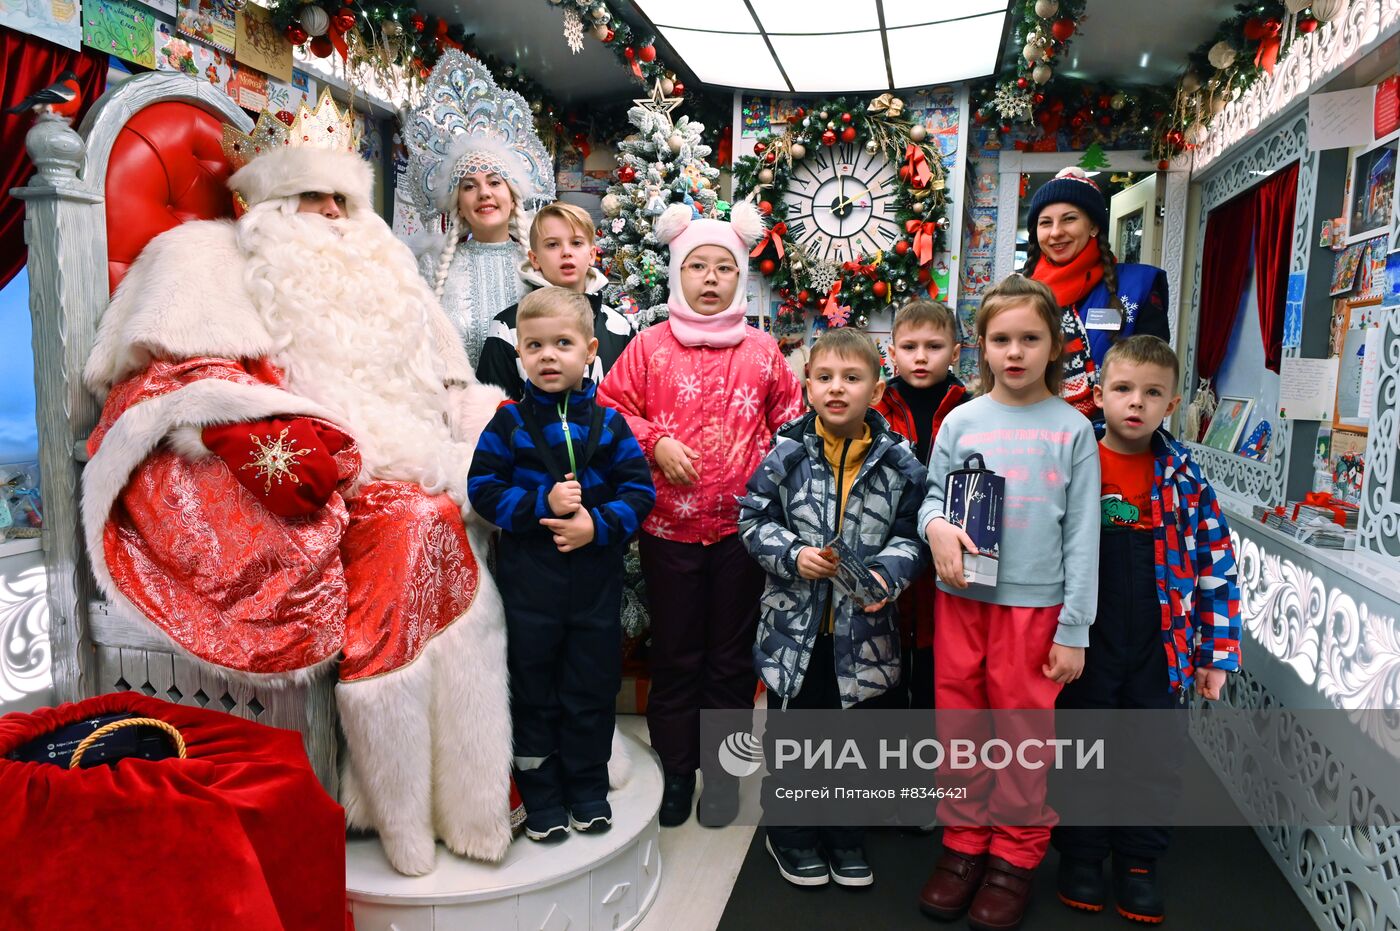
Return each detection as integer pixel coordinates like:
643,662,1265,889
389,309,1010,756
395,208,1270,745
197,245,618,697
239,205,472,504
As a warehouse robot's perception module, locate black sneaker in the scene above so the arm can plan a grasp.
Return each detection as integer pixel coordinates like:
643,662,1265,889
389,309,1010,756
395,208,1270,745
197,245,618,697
697,774,740,827
524,806,570,843
827,847,874,887
1056,855,1106,912
568,799,613,834
1113,855,1165,924
659,771,696,827
766,836,829,887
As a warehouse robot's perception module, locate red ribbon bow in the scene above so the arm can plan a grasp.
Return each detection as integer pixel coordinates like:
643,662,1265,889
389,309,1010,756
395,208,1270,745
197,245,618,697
1243,17,1282,75
750,221,787,261
821,280,850,326
905,219,937,267
902,144,932,189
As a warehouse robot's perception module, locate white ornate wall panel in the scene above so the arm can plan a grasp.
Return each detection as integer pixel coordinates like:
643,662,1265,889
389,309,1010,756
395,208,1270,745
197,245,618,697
1184,116,1316,508
1359,305,1400,559
1194,521,1400,931
0,547,52,713
1191,0,1400,173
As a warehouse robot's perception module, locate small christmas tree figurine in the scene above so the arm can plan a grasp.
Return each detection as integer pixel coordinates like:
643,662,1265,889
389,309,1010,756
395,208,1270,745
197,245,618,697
597,93,721,327
1078,141,1110,172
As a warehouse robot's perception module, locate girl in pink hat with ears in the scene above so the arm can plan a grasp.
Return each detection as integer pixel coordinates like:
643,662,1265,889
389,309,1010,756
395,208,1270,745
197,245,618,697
598,201,804,827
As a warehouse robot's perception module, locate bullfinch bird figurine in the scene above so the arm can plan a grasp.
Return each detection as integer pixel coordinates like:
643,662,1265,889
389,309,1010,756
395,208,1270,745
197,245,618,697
7,70,83,119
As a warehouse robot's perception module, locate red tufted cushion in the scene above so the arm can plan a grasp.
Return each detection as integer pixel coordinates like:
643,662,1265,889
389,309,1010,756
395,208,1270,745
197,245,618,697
105,101,237,294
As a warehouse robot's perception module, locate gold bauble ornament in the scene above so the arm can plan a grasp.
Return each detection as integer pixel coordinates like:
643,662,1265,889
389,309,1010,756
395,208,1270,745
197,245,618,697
1023,42,1040,63
592,22,610,40
1207,41,1237,70
1184,121,1209,146
1310,0,1346,21
1111,92,1127,110
909,124,927,143
1032,63,1053,85
1034,0,1059,17
865,140,879,154
1180,71,1202,93
790,142,807,159
758,168,774,184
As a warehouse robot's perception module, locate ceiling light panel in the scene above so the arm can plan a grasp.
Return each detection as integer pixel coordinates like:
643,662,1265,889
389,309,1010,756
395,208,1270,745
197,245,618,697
887,16,1005,87
635,0,758,31
769,31,888,92
657,28,788,90
881,0,1008,29
748,0,880,34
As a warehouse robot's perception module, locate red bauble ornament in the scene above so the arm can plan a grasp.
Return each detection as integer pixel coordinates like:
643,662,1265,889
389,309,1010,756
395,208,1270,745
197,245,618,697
758,201,773,215
821,129,837,146
759,258,777,275
1166,129,1185,147
764,152,776,164
1070,115,1085,129
284,24,308,45
1000,124,1012,134
840,126,857,143
334,9,356,32
794,107,806,121
672,81,684,95
894,240,910,256
1099,114,1112,126
974,111,987,124
1298,16,1318,32
309,35,333,57
1052,18,1075,41
409,13,425,32
1098,95,1111,109
624,47,635,59
603,28,615,42
840,112,852,123
872,280,888,298
1033,93,1045,104
639,44,657,62
618,165,636,182
754,142,767,154
1157,159,1170,170
1017,77,1029,89
798,290,811,303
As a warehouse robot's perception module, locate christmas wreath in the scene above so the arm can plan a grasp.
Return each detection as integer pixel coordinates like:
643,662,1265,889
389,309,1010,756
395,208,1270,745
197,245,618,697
732,95,950,331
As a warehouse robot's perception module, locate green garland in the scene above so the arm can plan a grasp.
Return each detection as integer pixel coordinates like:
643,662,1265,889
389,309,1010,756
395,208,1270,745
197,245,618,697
1008,0,1088,88
971,78,1174,153
732,96,950,331
544,0,671,86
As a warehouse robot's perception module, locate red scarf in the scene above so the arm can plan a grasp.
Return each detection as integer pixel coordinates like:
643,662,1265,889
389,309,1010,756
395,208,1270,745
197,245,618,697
1031,237,1105,308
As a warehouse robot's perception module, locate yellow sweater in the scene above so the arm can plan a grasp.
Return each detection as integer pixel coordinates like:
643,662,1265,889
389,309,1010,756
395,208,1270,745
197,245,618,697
816,418,872,634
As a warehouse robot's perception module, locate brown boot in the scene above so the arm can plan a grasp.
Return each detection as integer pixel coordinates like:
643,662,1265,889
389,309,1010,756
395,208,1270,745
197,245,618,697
918,849,988,920
967,855,1035,931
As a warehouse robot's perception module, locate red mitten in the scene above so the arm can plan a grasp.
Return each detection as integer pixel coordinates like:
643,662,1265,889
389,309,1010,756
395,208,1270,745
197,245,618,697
201,417,348,517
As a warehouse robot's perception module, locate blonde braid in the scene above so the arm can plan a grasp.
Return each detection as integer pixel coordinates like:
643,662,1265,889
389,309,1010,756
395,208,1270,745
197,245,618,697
433,212,462,300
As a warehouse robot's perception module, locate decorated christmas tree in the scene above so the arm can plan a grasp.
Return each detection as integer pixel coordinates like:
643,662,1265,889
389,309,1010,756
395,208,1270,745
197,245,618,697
597,82,722,327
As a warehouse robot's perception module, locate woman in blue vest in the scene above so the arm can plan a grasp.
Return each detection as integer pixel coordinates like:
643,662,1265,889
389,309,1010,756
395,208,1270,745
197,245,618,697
1023,167,1171,416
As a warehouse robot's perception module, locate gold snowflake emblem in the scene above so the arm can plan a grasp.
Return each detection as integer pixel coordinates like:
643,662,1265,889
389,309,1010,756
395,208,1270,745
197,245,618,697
240,427,312,493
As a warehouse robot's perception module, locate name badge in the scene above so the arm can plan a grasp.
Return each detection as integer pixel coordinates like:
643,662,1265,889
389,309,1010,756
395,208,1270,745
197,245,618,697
1084,306,1122,330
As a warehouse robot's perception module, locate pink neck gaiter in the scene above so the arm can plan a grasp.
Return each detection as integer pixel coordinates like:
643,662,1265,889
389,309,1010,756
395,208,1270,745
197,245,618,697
666,295,748,348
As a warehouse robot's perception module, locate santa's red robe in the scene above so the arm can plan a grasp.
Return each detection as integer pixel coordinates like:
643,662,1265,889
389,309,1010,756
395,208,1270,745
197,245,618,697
82,217,514,875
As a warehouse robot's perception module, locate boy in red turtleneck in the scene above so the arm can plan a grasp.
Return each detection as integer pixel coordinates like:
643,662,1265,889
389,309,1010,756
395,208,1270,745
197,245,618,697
873,300,968,709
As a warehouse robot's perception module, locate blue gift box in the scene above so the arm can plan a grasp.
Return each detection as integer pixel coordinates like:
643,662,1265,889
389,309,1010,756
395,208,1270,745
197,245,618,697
944,453,1003,586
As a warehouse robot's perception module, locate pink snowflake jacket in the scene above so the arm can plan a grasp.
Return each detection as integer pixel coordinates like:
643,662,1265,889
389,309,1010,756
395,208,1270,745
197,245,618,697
598,321,805,544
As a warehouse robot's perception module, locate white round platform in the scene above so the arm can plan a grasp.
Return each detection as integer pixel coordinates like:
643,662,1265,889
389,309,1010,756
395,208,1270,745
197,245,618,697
346,733,662,931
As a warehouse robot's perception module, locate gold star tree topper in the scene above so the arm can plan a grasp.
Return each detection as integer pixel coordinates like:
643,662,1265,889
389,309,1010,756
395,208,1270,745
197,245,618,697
633,79,683,130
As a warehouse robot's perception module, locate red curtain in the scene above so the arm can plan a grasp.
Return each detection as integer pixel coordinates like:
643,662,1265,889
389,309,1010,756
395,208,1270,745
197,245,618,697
1,27,109,291
1195,188,1256,382
1252,160,1299,373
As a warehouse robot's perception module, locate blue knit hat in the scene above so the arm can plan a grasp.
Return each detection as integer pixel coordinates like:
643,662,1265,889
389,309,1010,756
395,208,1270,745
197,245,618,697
1027,167,1108,234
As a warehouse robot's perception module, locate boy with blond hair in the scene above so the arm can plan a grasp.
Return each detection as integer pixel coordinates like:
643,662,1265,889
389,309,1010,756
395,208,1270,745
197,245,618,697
469,286,655,842
477,202,634,400
1052,334,1241,924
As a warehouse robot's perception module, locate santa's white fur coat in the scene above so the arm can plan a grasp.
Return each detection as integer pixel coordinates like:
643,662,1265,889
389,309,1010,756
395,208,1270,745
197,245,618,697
84,209,630,876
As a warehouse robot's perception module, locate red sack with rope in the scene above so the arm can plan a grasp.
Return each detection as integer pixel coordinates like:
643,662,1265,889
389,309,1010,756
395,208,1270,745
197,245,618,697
0,693,345,930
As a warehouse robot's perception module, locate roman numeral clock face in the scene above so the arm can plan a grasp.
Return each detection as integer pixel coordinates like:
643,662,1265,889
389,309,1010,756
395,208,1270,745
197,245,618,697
784,142,900,264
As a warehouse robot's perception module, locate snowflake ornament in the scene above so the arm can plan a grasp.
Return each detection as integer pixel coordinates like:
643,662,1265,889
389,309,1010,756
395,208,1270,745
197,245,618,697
807,261,840,294
562,8,585,54
992,82,1033,122
240,427,311,493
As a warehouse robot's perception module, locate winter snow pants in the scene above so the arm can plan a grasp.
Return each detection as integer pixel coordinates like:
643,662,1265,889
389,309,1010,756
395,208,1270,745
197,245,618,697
639,531,764,776
1052,528,1185,861
934,590,1063,870
498,535,623,815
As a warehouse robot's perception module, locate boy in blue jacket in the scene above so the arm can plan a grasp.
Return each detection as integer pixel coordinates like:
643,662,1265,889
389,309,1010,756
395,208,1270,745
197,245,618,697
1052,334,1241,924
739,328,927,889
469,287,655,842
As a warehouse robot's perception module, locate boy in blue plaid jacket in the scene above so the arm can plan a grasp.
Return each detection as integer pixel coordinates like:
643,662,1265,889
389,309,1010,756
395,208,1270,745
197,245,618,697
1052,335,1242,924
